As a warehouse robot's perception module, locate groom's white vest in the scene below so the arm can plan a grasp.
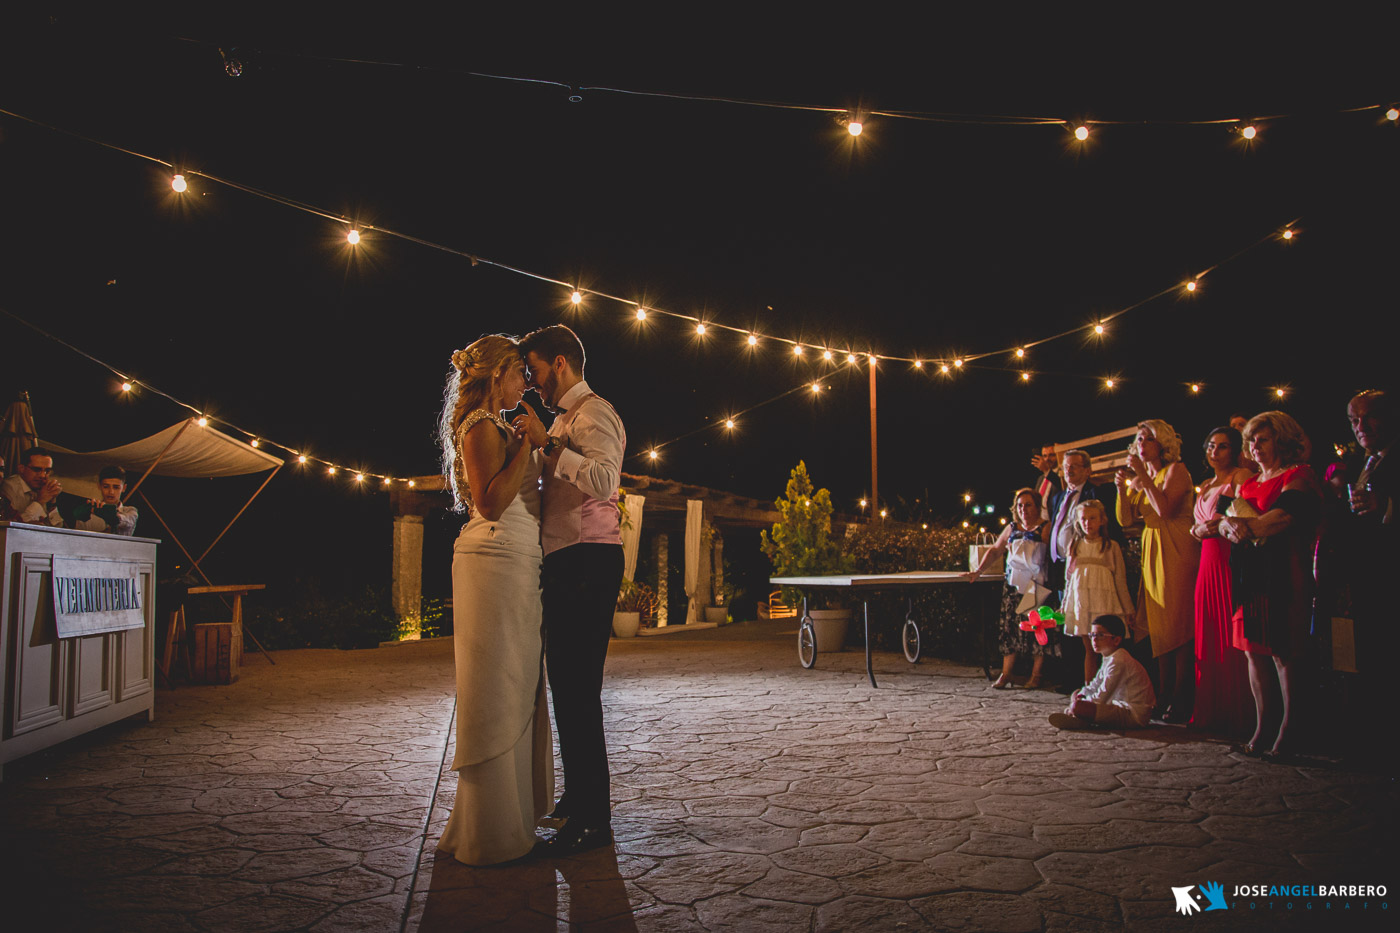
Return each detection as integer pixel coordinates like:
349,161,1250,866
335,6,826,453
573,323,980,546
541,388,624,558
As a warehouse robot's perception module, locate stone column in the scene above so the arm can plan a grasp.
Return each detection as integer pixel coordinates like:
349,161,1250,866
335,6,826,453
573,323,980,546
712,535,725,606
391,515,424,632
655,533,669,627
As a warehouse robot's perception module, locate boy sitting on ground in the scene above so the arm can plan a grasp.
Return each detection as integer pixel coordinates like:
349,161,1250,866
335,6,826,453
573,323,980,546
1049,614,1155,730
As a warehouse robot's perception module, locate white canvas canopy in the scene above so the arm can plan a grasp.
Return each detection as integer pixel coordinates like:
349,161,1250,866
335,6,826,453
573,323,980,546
47,420,282,498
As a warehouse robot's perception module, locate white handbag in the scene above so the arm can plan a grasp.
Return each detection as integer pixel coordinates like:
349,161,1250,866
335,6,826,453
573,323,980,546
969,532,1004,576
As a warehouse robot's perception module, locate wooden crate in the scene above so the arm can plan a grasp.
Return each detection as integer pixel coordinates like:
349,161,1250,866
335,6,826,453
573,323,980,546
192,623,239,684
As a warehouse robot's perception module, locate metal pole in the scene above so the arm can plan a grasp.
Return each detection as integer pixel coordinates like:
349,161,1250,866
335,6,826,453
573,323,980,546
869,358,878,520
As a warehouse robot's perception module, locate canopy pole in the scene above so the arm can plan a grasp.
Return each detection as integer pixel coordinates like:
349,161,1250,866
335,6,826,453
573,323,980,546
122,419,192,503
137,490,218,590
194,462,283,566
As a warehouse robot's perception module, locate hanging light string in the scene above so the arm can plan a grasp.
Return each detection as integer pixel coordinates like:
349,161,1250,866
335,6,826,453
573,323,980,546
160,36,1397,130
0,302,414,488
627,378,833,464
0,101,1308,369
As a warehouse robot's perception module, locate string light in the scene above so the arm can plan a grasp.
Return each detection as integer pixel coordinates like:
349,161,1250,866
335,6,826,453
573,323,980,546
940,364,950,374
171,174,187,193
963,493,972,503
913,360,923,369
846,353,858,364
1388,108,1399,122
747,334,758,346
695,322,707,335
1015,347,1025,358
1274,387,1287,398
1094,323,1106,335
648,449,659,460
1074,125,1090,141
822,349,833,361
635,306,647,321
570,290,582,305
859,499,868,508
880,509,888,518
724,418,735,429
121,382,132,392
847,117,863,137
1190,383,1201,393
1240,125,1257,140
1020,372,1031,382
1281,229,1294,240
197,416,208,426
297,455,307,464
953,358,963,368
347,229,361,245
1185,280,1197,292
355,473,364,482
407,480,415,488
810,382,821,393
1104,378,1116,389
328,466,337,475
250,438,259,448
793,345,804,356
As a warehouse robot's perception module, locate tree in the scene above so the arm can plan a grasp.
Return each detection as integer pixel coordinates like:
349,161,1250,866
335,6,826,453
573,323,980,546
760,461,851,607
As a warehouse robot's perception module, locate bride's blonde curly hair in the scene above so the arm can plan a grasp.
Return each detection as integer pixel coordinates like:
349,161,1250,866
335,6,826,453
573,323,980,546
438,334,521,513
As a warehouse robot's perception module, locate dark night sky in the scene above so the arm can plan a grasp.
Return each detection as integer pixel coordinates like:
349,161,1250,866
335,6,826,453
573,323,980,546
2,11,1395,591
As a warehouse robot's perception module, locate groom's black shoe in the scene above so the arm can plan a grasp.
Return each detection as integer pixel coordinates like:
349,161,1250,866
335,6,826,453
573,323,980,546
547,796,572,820
544,819,613,855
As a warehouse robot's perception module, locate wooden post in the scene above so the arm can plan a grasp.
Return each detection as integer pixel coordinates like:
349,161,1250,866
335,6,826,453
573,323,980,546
869,358,879,520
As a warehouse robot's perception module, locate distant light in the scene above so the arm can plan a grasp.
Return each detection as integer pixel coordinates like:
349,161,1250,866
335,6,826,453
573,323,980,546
962,520,970,528
1104,379,1116,389
963,493,972,503
805,500,811,507
859,499,868,508
1190,384,1200,393
1275,387,1286,398
171,174,187,193
382,477,391,485
347,229,361,245
1015,347,1025,358
1074,125,1090,141
914,360,923,368
408,480,415,488
922,523,929,530
847,120,863,137
724,418,735,429
1388,108,1399,122
197,416,208,427
1241,125,1257,140
793,345,804,355
1020,372,1031,382
635,307,647,321
846,353,858,364
747,334,758,346
868,354,878,365
1094,323,1105,335
297,455,307,464
570,290,582,305
1281,229,1294,240
979,527,986,534
999,517,1007,525
1186,281,1197,292
822,349,834,361
250,439,259,448
953,358,963,368
879,509,888,518
810,382,822,392
696,323,708,335
355,473,364,482
940,363,950,374
328,466,337,475
121,382,132,392
972,505,982,515
648,449,659,460
985,504,994,512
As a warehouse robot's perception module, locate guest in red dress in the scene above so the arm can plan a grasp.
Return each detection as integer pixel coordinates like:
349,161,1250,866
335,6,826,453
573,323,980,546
1218,412,1321,761
1189,427,1256,736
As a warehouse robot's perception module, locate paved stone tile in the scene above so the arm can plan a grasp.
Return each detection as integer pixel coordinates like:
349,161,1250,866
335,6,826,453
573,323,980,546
4,621,1397,932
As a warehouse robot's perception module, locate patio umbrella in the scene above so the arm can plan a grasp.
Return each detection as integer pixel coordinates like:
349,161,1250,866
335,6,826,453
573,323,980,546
0,391,38,477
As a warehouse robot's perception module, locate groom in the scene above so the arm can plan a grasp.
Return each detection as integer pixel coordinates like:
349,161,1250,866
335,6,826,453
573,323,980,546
517,324,626,854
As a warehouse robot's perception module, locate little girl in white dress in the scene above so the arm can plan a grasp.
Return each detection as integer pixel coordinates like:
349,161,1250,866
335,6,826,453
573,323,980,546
1061,499,1134,685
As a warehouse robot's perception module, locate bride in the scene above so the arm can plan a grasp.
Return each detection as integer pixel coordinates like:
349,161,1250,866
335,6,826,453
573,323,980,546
436,334,552,864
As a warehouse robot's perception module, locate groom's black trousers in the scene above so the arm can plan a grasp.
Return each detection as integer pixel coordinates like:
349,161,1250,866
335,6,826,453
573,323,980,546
542,542,625,825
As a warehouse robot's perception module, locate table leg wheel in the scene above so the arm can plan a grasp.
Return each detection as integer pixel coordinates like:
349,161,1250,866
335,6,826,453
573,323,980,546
798,620,817,669
902,618,922,663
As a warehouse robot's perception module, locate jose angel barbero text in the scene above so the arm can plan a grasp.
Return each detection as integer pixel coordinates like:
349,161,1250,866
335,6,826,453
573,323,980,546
1232,885,1387,898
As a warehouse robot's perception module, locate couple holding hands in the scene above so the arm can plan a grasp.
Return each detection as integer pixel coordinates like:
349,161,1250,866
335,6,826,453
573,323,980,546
436,324,625,864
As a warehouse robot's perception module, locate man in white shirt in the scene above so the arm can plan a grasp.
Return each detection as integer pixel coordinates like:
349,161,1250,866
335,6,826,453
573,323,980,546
517,324,626,854
70,465,139,535
1050,615,1156,730
1,447,64,527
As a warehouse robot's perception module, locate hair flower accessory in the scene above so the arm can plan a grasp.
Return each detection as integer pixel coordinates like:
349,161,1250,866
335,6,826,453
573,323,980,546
1021,605,1064,646
451,348,478,372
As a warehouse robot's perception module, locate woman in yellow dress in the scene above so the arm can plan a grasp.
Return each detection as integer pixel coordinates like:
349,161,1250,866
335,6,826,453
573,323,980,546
1116,419,1199,722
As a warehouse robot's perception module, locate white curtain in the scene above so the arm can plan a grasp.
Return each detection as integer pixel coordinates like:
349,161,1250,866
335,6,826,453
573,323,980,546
621,494,645,582
684,499,702,625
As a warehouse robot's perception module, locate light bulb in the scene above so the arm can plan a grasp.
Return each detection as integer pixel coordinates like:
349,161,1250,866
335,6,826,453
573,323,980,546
197,416,208,427
1020,372,1030,381
953,359,963,368
696,323,708,335
171,174,187,193
1282,229,1293,240
648,450,658,460
846,353,858,364
940,363,950,374
1275,387,1286,398
1186,281,1197,292
1241,125,1256,140
847,121,863,137
1104,379,1115,389
1387,108,1399,122
811,382,821,392
408,480,415,487
724,419,735,429
570,290,582,305
1190,384,1200,393
328,466,337,475
822,349,833,361
121,382,132,392
880,509,888,518
347,229,360,245
859,499,868,508
747,334,758,346
793,345,804,355
250,439,259,448
1074,125,1089,141
1015,347,1025,358
355,474,364,482
1094,323,1105,335
635,307,647,320
914,360,923,368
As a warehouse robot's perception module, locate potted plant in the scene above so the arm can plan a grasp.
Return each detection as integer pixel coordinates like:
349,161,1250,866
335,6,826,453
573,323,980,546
614,578,658,637
760,461,853,650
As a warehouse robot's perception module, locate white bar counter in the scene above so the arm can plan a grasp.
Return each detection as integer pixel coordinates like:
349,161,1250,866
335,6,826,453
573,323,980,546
1,522,159,779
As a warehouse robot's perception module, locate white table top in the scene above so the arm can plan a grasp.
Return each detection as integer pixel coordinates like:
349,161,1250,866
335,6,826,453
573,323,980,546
770,571,995,587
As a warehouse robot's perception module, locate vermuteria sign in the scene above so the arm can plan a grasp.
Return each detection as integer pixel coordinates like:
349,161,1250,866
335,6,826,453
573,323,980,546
51,557,145,638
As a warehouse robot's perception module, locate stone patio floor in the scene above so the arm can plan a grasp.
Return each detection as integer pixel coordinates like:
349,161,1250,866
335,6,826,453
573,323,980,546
1,619,1395,932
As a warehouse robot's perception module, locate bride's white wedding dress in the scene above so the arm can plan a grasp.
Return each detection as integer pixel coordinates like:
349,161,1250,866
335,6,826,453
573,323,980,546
438,413,553,865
